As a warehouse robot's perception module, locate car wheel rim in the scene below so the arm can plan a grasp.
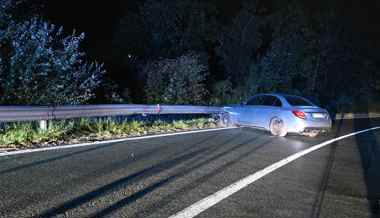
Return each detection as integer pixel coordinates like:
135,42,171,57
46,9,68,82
308,130,319,138
271,119,284,136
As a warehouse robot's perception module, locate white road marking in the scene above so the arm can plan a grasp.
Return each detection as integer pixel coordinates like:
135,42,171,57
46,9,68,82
169,126,380,218
0,127,236,157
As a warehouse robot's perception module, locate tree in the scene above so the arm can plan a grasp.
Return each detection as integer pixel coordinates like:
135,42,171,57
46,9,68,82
242,1,322,98
144,52,208,104
141,0,217,58
113,0,218,60
0,18,105,105
112,0,218,101
0,0,42,25
216,0,263,86
0,0,10,25
251,20,314,94
246,0,378,109
210,79,233,105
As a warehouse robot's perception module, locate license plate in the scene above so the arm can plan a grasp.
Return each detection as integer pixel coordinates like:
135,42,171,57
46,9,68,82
312,113,326,119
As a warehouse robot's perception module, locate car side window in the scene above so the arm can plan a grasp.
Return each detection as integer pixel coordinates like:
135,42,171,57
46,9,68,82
284,96,313,106
261,96,274,106
262,96,282,107
273,97,282,107
246,96,262,105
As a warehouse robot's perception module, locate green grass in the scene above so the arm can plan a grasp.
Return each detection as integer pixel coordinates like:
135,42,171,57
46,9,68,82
0,118,218,148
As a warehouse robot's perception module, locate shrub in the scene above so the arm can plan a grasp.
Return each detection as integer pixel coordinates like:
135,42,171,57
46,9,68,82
144,52,209,104
210,80,235,105
0,18,105,105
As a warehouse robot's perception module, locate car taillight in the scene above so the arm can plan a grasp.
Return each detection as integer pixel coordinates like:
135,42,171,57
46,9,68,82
292,110,306,119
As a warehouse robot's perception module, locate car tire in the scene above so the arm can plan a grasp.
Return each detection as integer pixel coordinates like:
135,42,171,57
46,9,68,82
269,117,287,137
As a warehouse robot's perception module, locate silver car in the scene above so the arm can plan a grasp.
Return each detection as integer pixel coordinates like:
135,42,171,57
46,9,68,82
224,94,332,137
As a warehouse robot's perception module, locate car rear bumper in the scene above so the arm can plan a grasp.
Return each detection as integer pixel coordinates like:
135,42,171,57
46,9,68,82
302,127,331,133
290,118,332,133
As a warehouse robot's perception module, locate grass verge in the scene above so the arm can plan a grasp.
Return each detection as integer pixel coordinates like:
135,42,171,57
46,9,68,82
0,118,219,149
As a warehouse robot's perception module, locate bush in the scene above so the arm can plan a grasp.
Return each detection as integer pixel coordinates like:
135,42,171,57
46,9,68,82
144,52,209,104
0,121,70,148
210,80,235,105
0,18,105,105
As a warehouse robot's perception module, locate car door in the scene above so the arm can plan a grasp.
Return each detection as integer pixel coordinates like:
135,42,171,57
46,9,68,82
254,95,283,128
239,95,263,126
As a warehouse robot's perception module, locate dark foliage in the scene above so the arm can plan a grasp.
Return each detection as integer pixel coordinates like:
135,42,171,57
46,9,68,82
144,52,209,104
110,0,380,111
1,0,380,111
0,0,115,105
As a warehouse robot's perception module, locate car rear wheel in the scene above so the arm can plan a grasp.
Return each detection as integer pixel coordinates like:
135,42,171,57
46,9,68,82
269,117,287,137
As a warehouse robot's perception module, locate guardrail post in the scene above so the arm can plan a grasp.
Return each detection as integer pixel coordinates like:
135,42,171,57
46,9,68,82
216,112,229,127
39,120,48,132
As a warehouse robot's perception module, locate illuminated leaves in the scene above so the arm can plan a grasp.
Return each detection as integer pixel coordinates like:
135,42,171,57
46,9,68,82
0,18,105,105
144,52,208,104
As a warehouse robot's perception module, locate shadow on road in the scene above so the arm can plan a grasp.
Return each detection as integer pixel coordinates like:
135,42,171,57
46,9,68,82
129,137,274,218
35,132,245,218
309,116,345,218
354,108,380,217
310,110,380,218
0,132,221,175
86,134,265,218
0,142,121,175
0,133,223,216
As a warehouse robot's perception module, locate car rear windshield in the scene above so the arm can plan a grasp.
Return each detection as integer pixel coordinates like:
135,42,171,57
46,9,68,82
284,96,313,106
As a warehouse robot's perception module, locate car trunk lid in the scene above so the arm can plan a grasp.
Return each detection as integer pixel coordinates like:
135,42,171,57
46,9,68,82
292,106,329,120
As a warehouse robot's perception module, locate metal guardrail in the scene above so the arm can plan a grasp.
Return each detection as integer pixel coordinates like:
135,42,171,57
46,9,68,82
2,104,379,130
3,104,380,122
0,104,224,122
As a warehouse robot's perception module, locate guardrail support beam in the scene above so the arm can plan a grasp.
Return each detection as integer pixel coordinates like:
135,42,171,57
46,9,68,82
39,120,48,132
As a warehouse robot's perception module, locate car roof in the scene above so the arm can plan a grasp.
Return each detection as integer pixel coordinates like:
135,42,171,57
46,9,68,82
253,93,305,99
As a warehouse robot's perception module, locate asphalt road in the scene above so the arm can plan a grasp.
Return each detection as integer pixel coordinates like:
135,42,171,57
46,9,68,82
0,118,380,218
